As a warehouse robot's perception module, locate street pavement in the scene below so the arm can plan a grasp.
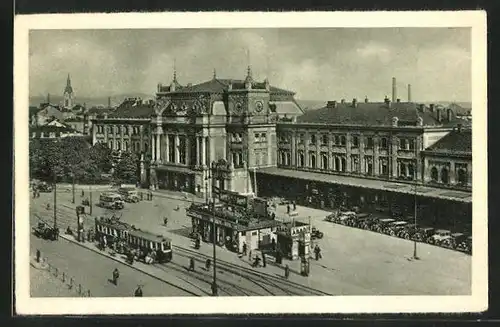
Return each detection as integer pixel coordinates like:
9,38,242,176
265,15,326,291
30,265,77,297
30,186,471,295
30,227,193,297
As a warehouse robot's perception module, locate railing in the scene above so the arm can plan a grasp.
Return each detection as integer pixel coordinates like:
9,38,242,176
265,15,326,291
41,257,93,297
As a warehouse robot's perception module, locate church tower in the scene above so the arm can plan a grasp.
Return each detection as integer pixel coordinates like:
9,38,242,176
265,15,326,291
63,73,74,109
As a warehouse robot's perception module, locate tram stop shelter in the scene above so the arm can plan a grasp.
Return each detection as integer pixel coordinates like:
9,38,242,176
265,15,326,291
276,221,311,260
186,201,281,253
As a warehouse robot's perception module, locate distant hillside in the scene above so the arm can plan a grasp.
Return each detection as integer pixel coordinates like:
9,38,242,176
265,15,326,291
29,93,154,108
296,100,327,112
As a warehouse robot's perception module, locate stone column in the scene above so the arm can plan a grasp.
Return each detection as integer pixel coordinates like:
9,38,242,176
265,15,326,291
202,136,207,167
165,133,170,163
345,132,351,172
175,134,180,164
449,161,456,184
391,135,398,178
196,136,200,166
92,123,97,145
185,135,190,165
156,126,162,163
304,131,309,168
373,136,380,175
291,132,296,167
139,125,144,153
151,132,156,162
120,125,124,151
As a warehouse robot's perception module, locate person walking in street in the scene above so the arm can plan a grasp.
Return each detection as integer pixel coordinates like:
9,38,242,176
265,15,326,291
242,242,247,256
262,253,267,268
205,258,211,270
112,268,120,286
284,264,290,279
286,204,291,214
150,191,153,201
36,249,41,263
189,257,195,271
163,217,168,226
314,244,322,261
293,201,297,211
134,285,143,297
81,190,85,197
248,249,252,262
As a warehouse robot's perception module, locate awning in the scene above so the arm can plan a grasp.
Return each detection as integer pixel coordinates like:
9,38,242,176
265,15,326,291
256,167,472,203
155,164,196,175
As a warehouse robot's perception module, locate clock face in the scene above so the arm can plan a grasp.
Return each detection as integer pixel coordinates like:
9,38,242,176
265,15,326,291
255,101,264,112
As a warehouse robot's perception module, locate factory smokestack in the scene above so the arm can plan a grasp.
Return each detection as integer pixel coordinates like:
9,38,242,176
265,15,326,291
392,77,397,103
408,84,412,102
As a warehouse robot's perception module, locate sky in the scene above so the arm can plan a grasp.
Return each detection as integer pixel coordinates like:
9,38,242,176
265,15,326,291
29,28,471,102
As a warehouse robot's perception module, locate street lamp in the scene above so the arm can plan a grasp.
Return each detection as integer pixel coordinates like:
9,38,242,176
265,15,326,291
207,164,219,297
53,170,57,229
71,172,76,204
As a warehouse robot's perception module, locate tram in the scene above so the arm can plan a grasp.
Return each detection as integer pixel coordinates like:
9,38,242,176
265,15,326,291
94,217,173,264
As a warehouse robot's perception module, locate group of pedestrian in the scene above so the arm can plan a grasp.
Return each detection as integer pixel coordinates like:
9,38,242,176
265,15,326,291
32,188,41,199
286,201,297,214
145,191,153,201
314,244,322,261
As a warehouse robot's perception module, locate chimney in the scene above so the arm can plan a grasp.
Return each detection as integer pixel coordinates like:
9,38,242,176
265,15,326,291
352,98,358,107
392,77,397,102
384,96,391,108
408,84,412,102
429,104,435,112
446,108,452,122
327,101,337,108
108,96,111,108
364,96,368,103
341,99,345,104
436,108,442,122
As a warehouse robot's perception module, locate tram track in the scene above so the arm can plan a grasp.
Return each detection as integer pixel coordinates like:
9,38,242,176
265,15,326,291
173,245,330,296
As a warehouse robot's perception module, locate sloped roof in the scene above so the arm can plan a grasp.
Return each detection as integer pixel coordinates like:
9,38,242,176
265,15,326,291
425,129,472,154
296,101,464,127
160,77,295,95
448,103,472,116
108,99,155,118
86,107,114,115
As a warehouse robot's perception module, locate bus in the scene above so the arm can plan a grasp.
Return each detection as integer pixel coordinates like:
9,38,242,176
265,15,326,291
117,187,140,203
99,192,125,210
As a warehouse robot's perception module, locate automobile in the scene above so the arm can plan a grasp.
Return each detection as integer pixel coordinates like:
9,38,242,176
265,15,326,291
456,236,472,254
441,232,468,249
32,221,58,240
372,218,395,233
99,192,125,210
337,211,356,225
325,212,338,223
36,181,53,193
118,187,140,203
412,227,435,242
384,221,409,236
350,213,371,228
358,216,380,230
426,229,452,245
311,227,324,240
397,223,417,239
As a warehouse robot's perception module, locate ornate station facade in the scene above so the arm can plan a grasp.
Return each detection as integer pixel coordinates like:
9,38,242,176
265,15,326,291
91,68,472,233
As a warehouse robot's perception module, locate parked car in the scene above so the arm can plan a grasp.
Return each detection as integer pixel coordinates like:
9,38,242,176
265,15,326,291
32,221,58,240
338,211,356,225
311,227,324,240
384,221,409,236
359,216,380,230
456,236,472,254
397,223,417,239
427,229,452,245
412,227,435,242
350,213,371,228
441,232,468,249
372,218,395,233
36,181,53,193
118,187,140,203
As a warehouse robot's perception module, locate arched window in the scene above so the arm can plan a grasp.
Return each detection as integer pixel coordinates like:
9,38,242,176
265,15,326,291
144,143,148,152
441,167,449,184
321,154,328,170
310,154,316,168
280,152,285,165
431,167,438,182
286,153,291,166
341,157,346,172
457,169,467,185
298,152,304,167
124,141,129,152
335,157,340,172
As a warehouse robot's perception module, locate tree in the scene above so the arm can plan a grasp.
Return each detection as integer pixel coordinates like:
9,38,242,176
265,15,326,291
114,152,139,185
89,142,113,173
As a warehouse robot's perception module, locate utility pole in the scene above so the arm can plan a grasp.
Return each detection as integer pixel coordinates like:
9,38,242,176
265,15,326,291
72,173,75,204
211,164,218,296
53,171,57,229
89,185,93,215
413,143,419,260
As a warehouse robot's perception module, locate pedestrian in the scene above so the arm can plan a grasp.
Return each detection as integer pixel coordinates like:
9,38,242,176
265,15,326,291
36,249,41,263
189,257,195,271
276,250,282,265
242,242,247,256
248,249,252,261
262,253,266,268
112,268,120,286
284,264,290,279
134,285,143,297
314,244,322,261
33,190,36,199
103,235,108,249
286,204,291,214
293,201,297,211
205,258,211,270
163,217,168,226
81,190,85,197
150,191,153,201
271,238,276,251
271,212,276,220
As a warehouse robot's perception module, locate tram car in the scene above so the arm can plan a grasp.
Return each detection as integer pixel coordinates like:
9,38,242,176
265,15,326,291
94,217,173,264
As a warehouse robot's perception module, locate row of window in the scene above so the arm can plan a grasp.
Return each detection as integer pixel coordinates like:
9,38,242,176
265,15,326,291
102,139,148,153
430,166,469,185
281,133,415,151
95,125,143,135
